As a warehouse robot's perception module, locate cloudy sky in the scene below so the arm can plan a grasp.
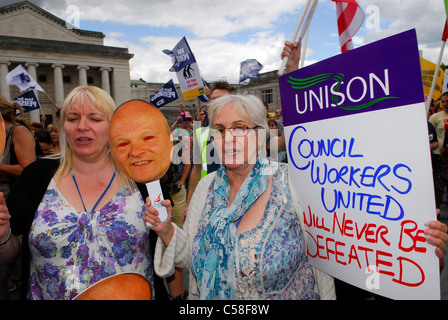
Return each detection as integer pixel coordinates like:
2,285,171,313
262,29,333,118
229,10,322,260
2,0,448,84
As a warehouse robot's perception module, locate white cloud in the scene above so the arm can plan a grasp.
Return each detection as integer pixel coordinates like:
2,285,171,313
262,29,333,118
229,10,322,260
33,0,448,83
37,0,309,82
359,0,448,63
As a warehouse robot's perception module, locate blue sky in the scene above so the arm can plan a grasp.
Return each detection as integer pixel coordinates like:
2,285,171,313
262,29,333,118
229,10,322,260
5,0,448,83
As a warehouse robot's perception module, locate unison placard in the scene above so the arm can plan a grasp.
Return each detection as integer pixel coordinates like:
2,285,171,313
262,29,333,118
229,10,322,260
279,29,440,300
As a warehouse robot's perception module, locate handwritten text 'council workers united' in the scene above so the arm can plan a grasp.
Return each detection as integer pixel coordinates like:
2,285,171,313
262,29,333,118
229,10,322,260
289,126,427,287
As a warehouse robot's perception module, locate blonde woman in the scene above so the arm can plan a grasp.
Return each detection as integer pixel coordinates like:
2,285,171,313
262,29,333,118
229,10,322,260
0,86,154,300
47,122,60,154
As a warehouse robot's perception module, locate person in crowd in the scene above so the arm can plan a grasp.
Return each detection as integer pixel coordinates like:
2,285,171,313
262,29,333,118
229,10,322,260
146,93,448,300
0,96,37,299
0,97,37,199
275,107,283,123
195,106,207,127
34,129,54,156
267,118,286,163
47,122,60,154
0,86,156,300
30,122,43,133
146,94,337,300
429,92,448,210
184,81,235,222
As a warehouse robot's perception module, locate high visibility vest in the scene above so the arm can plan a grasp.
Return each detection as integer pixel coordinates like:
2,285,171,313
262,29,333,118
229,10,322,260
195,127,210,178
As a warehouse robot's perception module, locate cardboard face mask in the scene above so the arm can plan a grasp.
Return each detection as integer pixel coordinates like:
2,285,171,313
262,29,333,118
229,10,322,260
109,100,173,222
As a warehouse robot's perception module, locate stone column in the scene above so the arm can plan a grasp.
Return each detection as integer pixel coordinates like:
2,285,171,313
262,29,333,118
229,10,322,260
77,65,89,86
52,64,65,109
99,67,111,95
0,61,11,101
25,62,40,123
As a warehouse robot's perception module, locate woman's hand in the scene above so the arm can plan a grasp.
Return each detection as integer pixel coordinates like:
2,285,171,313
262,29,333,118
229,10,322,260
281,40,301,74
143,197,175,246
425,218,448,259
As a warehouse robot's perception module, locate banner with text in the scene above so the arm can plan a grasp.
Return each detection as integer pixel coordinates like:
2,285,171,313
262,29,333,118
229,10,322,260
279,29,439,299
163,37,205,101
150,79,179,108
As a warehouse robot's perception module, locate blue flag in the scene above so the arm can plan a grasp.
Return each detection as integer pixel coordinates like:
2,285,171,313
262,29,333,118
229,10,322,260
150,79,179,108
163,37,196,72
198,80,211,103
12,90,41,112
239,59,263,82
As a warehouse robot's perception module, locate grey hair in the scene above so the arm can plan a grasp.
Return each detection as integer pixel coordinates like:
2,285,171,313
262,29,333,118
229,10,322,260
208,94,269,134
208,94,269,156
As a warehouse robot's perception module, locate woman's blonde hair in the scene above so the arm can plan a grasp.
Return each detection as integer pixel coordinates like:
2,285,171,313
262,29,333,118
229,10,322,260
53,86,133,188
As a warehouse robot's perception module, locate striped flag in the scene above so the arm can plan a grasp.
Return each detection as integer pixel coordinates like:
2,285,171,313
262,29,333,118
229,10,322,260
442,22,448,42
333,0,365,53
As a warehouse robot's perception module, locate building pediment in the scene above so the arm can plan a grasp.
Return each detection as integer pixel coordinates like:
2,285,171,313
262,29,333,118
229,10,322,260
0,1,104,45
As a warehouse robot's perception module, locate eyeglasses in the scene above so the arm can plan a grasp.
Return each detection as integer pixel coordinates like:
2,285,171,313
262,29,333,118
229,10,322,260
211,124,259,140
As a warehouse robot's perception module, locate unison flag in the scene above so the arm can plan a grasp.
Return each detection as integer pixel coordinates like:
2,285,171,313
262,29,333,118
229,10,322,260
239,59,263,82
12,90,41,112
332,0,365,53
6,65,44,92
150,79,179,108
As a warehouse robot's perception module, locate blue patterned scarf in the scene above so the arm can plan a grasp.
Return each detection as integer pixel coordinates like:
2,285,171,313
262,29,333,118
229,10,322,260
191,155,270,299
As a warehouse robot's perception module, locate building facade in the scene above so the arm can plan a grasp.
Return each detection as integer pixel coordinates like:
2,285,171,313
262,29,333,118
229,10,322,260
0,1,133,124
131,71,282,125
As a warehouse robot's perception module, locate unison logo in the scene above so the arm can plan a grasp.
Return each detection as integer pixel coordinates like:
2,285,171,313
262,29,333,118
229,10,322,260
287,69,400,114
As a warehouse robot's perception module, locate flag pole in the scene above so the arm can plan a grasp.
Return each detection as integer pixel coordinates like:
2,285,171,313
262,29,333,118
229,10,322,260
300,26,310,69
426,38,446,113
278,0,312,76
298,0,318,69
42,91,58,108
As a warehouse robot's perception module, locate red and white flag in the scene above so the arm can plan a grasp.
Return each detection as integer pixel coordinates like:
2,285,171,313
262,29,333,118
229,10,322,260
442,21,448,42
333,0,365,53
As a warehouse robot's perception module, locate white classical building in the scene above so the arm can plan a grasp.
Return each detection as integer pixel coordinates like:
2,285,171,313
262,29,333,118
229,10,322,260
0,1,133,124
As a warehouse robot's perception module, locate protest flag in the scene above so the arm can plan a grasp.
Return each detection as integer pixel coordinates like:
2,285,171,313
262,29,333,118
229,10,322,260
425,2,448,112
332,0,365,53
443,21,448,42
150,79,179,108
163,37,205,101
163,36,196,72
198,80,211,103
12,90,41,113
239,59,263,82
6,65,44,92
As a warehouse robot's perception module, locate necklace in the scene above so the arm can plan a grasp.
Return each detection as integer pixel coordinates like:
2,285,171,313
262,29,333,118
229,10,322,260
70,169,116,213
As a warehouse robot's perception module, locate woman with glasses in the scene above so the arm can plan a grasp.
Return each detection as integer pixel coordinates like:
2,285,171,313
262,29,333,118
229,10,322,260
146,94,336,300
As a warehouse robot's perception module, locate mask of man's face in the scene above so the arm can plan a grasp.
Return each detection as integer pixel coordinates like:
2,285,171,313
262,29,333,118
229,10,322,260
109,100,172,183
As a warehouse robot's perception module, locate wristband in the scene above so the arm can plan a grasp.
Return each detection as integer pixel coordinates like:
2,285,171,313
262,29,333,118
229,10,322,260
0,227,11,247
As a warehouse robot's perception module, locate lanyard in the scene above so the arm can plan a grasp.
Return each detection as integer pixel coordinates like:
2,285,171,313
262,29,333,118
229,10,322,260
70,169,116,214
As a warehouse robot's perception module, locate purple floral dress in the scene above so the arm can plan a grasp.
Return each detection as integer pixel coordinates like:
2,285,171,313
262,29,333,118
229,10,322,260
28,179,153,300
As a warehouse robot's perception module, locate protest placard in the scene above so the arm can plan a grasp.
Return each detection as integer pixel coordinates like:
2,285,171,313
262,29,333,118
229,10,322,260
163,37,205,101
279,29,440,299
